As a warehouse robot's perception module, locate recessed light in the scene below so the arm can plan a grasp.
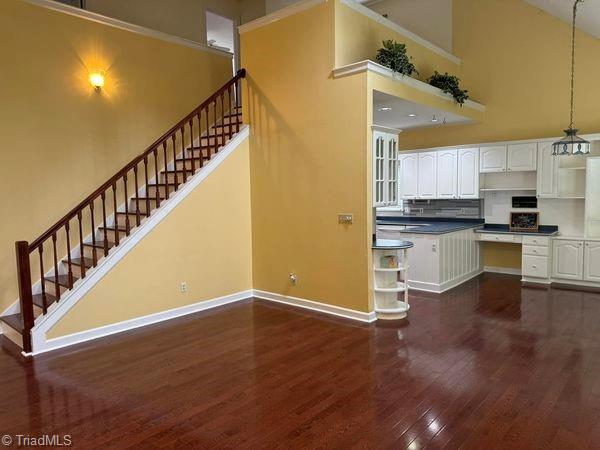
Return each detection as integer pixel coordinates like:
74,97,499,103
408,113,417,118
378,107,392,112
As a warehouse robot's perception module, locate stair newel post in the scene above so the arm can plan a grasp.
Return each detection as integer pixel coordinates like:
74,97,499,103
15,241,34,353
189,119,196,174
38,245,47,313
101,192,109,257
77,211,86,279
89,202,97,267
133,164,141,226
144,156,151,213
180,126,188,183
171,135,179,188
64,221,73,288
112,183,120,247
123,174,130,236
51,232,60,300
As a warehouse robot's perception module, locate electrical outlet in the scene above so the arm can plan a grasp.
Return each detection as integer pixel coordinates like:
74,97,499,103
338,214,353,224
290,273,298,285
180,282,187,293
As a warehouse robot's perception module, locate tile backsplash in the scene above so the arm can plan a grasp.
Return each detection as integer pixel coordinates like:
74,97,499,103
379,199,483,218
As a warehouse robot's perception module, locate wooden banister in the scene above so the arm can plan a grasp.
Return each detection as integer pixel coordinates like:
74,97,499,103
13,69,246,352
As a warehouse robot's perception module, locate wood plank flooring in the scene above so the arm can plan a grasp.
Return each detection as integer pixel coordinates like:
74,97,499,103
1,273,600,449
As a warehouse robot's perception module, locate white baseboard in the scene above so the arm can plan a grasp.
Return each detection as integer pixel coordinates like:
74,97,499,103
252,290,377,323
32,290,253,355
484,266,522,276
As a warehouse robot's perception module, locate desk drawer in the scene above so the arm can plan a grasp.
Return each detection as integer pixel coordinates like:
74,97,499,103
522,236,549,247
522,255,549,278
478,233,515,243
523,245,549,256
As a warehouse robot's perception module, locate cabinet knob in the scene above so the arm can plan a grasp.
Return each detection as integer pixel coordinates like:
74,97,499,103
508,168,511,171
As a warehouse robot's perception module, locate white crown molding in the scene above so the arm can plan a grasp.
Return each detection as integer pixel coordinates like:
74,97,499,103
333,60,486,113
253,290,377,323
372,124,403,134
238,0,327,34
340,0,461,66
22,0,233,57
30,126,250,352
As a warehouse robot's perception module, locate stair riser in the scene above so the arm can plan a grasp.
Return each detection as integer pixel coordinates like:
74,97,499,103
174,159,203,171
160,172,194,185
114,213,147,228
199,136,228,147
44,279,70,296
186,148,215,160
219,117,241,126
68,264,93,279
147,185,177,198
82,245,112,260
130,199,160,215
99,228,129,243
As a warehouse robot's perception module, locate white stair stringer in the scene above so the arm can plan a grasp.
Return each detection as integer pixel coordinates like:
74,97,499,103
28,125,249,355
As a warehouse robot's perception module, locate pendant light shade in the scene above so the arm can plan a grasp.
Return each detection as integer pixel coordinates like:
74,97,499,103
552,128,591,156
552,0,590,156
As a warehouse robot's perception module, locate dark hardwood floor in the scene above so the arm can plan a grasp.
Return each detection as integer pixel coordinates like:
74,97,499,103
1,273,600,449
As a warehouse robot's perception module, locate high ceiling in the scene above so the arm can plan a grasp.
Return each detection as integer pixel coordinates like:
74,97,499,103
524,0,600,39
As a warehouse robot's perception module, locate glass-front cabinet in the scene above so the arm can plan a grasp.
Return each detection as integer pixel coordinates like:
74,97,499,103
372,129,399,207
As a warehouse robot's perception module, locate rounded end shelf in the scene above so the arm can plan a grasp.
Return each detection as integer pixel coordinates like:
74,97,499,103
373,265,409,272
374,281,408,293
375,302,410,320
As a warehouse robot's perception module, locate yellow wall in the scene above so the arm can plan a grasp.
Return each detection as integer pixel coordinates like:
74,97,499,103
482,243,522,270
242,1,372,312
334,0,460,78
400,0,600,150
0,0,232,313
48,139,252,338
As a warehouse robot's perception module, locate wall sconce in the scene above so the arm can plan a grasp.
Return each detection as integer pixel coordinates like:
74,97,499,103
89,71,105,91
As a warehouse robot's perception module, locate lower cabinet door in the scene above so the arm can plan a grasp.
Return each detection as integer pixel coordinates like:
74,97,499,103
584,241,600,282
552,240,584,280
522,255,549,278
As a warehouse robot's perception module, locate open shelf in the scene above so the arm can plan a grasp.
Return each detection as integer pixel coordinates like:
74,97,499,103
373,265,409,272
374,281,408,293
375,301,410,314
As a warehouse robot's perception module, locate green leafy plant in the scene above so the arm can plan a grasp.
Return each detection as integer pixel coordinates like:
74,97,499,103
375,40,419,77
426,71,469,105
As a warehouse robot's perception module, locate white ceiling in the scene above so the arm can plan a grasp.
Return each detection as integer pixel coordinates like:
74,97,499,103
525,0,600,39
373,91,474,130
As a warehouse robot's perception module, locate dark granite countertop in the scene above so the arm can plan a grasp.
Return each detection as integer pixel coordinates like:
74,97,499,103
376,216,485,235
372,239,414,250
474,223,559,236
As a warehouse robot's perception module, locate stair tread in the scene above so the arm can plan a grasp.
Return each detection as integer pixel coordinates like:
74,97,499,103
147,182,178,187
99,225,129,232
162,168,196,174
116,211,149,216
0,313,23,332
83,240,116,249
177,155,211,162
71,257,94,268
45,274,78,287
32,293,58,309
133,196,166,201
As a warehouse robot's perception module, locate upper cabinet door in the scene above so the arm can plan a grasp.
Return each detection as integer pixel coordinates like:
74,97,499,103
480,146,507,173
584,241,600,282
552,240,584,280
418,152,438,198
386,135,399,206
372,131,386,207
399,153,418,199
436,149,458,199
458,148,480,198
507,143,537,171
537,142,557,198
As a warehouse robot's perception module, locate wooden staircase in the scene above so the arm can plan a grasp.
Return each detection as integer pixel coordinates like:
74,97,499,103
1,70,246,354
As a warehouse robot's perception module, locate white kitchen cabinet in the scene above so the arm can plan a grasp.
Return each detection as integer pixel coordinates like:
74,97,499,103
584,241,600,282
458,148,480,198
507,143,537,171
552,239,584,280
417,152,437,198
585,157,600,238
537,141,557,198
522,255,549,279
480,146,507,173
372,131,399,206
436,149,458,199
399,153,418,199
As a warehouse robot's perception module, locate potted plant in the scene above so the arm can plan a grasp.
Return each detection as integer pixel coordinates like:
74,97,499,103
375,40,419,77
426,71,469,105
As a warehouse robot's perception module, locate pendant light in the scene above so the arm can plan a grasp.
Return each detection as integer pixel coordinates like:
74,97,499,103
552,0,591,156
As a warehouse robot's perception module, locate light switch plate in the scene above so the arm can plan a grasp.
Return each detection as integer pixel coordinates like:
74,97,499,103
338,214,353,224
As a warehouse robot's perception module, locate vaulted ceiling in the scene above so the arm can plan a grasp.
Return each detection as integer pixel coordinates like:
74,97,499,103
524,0,600,39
